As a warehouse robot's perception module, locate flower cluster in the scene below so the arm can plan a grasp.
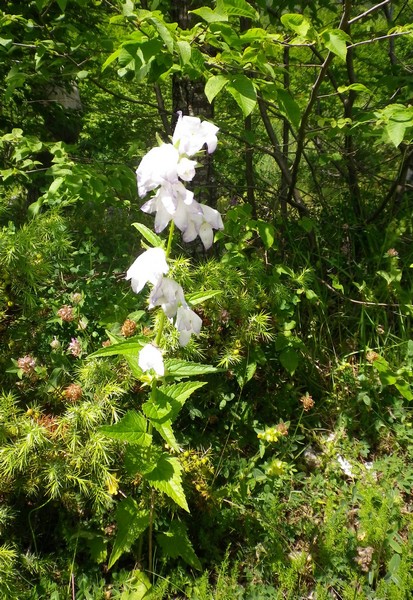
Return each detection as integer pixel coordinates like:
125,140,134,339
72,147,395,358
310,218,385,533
126,114,223,377
136,113,223,249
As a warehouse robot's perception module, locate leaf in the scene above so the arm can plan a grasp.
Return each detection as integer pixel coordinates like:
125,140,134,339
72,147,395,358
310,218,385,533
56,0,68,10
122,570,152,600
337,83,370,93
185,289,222,305
99,411,152,446
144,454,189,512
277,88,301,130
88,339,145,358
190,7,228,23
218,0,258,19
102,48,122,71
144,381,206,423
132,222,163,248
281,14,312,37
108,498,150,569
280,347,299,374
165,359,223,377
205,75,228,104
177,40,191,65
157,521,201,569
395,380,413,401
321,29,350,61
256,220,275,249
385,119,408,148
227,74,257,116
149,17,174,53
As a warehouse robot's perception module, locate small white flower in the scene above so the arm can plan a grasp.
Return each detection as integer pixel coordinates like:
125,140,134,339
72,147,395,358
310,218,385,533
138,343,164,376
149,277,187,318
173,112,219,156
141,182,203,235
175,305,202,346
337,454,353,478
181,203,224,249
126,247,169,294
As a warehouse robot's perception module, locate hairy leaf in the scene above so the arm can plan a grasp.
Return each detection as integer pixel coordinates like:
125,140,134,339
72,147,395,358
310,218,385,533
108,498,150,569
100,411,151,446
144,454,189,512
157,521,201,569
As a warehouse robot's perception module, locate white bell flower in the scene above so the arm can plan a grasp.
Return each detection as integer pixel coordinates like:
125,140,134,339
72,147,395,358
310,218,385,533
125,247,169,294
149,277,187,318
175,305,202,347
180,203,224,249
136,144,196,197
141,182,203,235
173,112,219,156
138,343,164,376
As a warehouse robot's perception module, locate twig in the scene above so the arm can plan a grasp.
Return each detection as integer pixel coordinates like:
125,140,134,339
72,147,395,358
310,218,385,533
348,0,391,25
347,31,412,49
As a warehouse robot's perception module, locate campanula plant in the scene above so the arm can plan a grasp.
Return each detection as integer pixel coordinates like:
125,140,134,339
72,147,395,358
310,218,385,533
89,114,223,573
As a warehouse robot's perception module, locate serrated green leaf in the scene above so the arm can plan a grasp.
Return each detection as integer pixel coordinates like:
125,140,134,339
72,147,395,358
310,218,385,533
125,446,162,476
100,411,151,446
186,289,222,305
190,7,228,23
165,359,222,377
143,381,206,425
321,29,350,61
144,454,189,512
218,0,258,19
132,222,163,247
157,521,201,569
205,75,228,104
108,498,150,569
227,74,256,116
277,88,301,130
88,338,145,358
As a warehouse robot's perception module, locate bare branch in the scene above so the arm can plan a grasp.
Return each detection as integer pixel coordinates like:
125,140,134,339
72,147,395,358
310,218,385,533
348,0,391,25
348,31,412,49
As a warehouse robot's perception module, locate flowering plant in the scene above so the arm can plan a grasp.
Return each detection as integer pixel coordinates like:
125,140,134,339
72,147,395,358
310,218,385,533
89,113,223,571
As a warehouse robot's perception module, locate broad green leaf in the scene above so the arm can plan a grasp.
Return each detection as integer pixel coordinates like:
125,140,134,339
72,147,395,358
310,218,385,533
177,40,191,65
88,339,145,358
186,289,222,305
100,411,152,446
227,74,257,117
279,348,299,374
281,14,312,37
123,570,152,600
277,88,301,130
144,454,189,512
337,83,370,93
385,119,408,148
165,359,222,377
149,17,174,53
190,7,228,23
256,220,275,249
157,521,201,569
108,498,150,568
125,446,161,476
218,0,258,19
143,381,206,425
56,0,68,11
205,75,228,104
395,380,413,401
132,222,163,247
321,29,350,61
102,48,122,71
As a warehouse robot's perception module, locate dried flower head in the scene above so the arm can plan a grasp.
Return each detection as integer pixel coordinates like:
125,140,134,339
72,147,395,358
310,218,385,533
376,324,385,335
67,337,82,357
121,319,137,337
276,422,289,436
50,337,61,350
64,383,83,402
17,355,36,374
300,393,314,411
366,351,380,363
102,339,111,347
71,292,83,304
386,248,398,257
355,546,374,572
57,305,75,322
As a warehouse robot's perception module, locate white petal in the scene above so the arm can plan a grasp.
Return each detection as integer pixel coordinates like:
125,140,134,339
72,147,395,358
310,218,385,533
136,144,180,197
138,343,164,376
201,204,224,230
177,157,197,182
149,277,187,318
199,222,214,249
175,306,202,346
125,248,169,293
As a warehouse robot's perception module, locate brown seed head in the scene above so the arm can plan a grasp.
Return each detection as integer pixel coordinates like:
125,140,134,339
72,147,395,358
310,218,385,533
121,319,137,337
366,351,380,363
300,393,315,411
17,355,36,374
64,383,83,402
57,305,75,322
